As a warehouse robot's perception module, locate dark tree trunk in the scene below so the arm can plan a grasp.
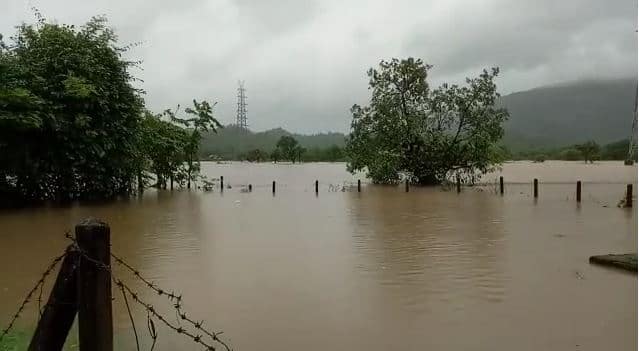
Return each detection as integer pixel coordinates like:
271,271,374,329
416,174,439,186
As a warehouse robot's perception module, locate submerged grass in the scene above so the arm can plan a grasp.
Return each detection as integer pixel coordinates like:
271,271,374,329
0,329,79,351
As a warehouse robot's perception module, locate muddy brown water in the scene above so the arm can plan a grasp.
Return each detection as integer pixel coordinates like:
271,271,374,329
0,161,636,350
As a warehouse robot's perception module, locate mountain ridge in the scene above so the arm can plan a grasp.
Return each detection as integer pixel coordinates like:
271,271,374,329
201,78,637,158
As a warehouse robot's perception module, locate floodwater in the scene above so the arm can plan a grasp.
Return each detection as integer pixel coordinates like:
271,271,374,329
0,161,636,350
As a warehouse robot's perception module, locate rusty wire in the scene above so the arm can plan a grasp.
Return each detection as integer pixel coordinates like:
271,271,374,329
114,277,220,350
37,279,44,318
146,309,157,351
0,251,67,343
118,282,141,351
65,233,232,351
110,252,232,350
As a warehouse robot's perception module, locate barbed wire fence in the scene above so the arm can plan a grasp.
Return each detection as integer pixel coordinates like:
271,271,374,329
0,228,233,351
0,252,67,343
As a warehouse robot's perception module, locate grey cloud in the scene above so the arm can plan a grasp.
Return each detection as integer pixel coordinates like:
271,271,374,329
2,0,636,133
403,0,636,91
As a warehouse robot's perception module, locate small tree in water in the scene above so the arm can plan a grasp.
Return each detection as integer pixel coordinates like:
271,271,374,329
575,141,600,164
346,58,509,185
276,135,301,163
169,100,222,188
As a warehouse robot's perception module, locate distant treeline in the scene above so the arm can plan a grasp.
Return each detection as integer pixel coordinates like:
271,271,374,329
200,125,346,161
223,145,345,163
201,122,634,163
506,139,634,162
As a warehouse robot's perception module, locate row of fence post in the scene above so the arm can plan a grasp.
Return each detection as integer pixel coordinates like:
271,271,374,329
216,178,361,195
214,176,633,207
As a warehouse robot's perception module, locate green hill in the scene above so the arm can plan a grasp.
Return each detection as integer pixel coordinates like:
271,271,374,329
201,125,346,159
500,78,636,151
200,78,636,159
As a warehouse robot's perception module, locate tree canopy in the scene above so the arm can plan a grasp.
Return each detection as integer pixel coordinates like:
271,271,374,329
0,16,145,202
0,15,219,205
575,141,600,163
275,135,304,163
168,100,222,188
346,58,508,185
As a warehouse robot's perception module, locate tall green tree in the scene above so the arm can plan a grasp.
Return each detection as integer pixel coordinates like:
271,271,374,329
140,111,189,189
245,149,267,162
346,58,508,185
276,135,300,163
170,99,222,188
0,16,144,203
575,141,600,163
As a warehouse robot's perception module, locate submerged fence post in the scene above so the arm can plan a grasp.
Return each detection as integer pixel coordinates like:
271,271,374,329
456,176,461,193
28,247,79,351
533,178,539,198
315,180,319,195
499,176,504,195
220,176,224,191
272,181,276,194
576,181,582,202
357,179,361,193
248,184,252,192
405,179,409,192
76,218,113,351
626,184,633,208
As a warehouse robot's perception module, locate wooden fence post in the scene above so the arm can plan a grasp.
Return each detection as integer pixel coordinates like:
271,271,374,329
220,176,224,191
357,179,361,193
76,218,113,351
272,181,276,194
576,181,581,202
533,178,538,198
315,180,319,195
28,247,80,351
456,176,461,193
626,184,633,208
405,179,409,192
248,184,252,192
499,176,504,195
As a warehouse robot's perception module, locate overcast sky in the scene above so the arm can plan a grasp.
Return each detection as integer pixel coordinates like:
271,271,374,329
2,0,637,133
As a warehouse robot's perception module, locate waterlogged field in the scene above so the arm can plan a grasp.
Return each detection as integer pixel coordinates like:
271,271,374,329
0,161,636,350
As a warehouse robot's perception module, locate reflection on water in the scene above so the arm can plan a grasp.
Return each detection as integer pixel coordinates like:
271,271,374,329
0,161,636,350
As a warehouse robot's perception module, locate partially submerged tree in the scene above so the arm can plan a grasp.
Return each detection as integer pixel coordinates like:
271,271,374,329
169,100,222,188
346,58,508,185
0,13,222,205
575,141,600,163
140,111,189,189
270,148,281,163
246,149,267,162
0,15,144,202
276,135,300,163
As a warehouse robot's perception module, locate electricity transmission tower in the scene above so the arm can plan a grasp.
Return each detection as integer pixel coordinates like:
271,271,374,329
625,86,637,165
236,81,248,130
626,30,638,165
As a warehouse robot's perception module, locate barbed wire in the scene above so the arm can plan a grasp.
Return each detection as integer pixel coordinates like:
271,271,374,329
146,308,157,351
114,277,221,351
118,281,141,351
110,252,232,350
65,232,232,350
0,251,67,343
1,232,233,350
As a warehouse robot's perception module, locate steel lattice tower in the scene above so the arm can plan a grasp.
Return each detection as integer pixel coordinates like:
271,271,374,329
236,81,248,130
626,86,637,164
